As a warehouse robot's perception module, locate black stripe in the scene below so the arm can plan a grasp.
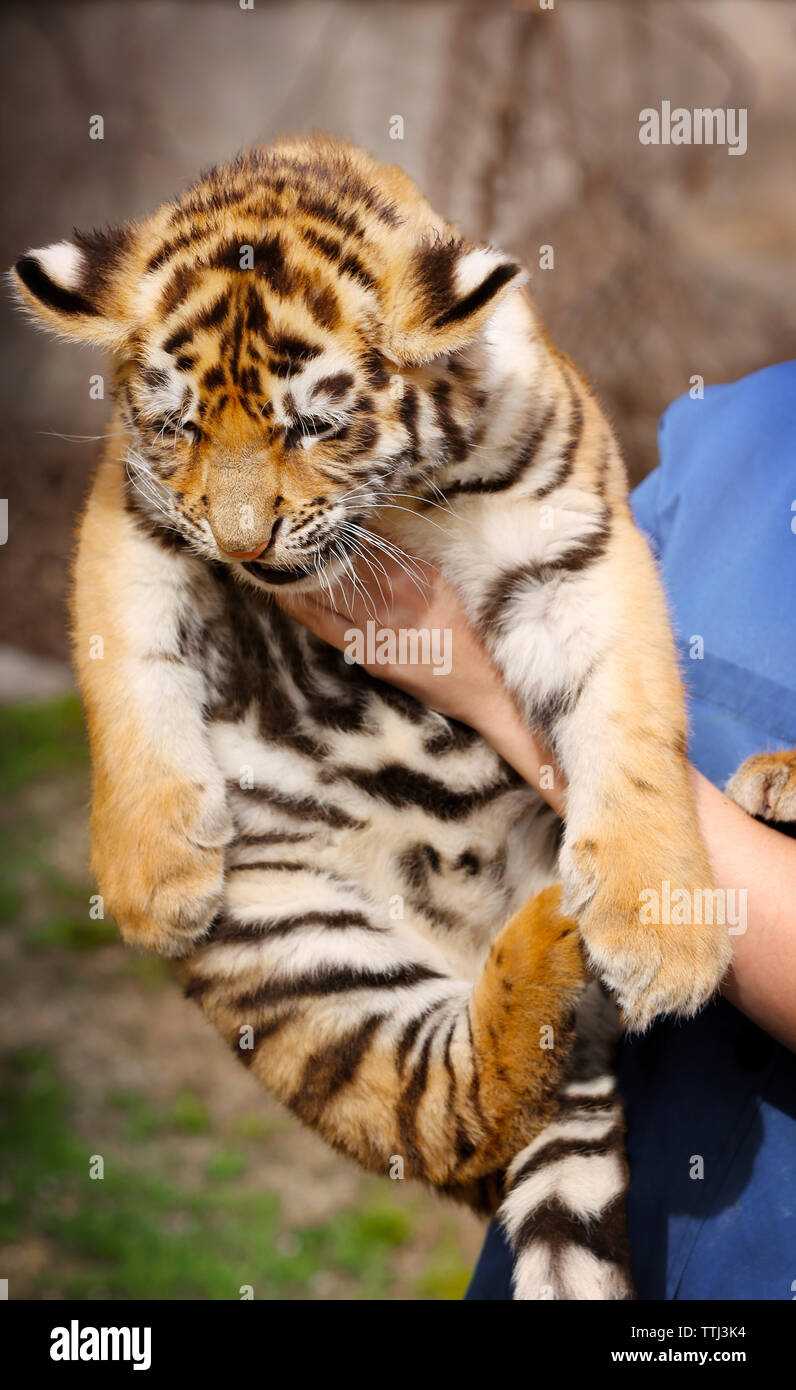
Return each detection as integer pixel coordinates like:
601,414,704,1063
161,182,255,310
441,1017,457,1085
532,370,584,499
147,227,201,273
396,1013,426,1077
300,226,344,264
433,261,521,328
326,762,512,821
305,280,342,332
236,1011,295,1067
311,371,354,402
360,348,389,389
396,997,449,1078
338,250,377,293
162,324,193,356
511,1126,623,1187
296,192,363,240
445,404,556,499
398,383,420,465
513,1192,630,1272
227,859,318,874
423,719,481,756
397,1028,436,1177
431,380,468,463
228,233,294,295
524,673,591,745
15,256,97,317
74,225,130,302
202,364,226,391
270,332,321,363
453,1118,479,1169
480,511,612,635
229,782,365,830
160,263,198,317
558,1089,619,1115
198,292,232,330
398,842,442,890
124,484,191,553
235,830,314,848
293,1014,385,1120
232,960,443,1012
210,909,378,942
465,1008,485,1127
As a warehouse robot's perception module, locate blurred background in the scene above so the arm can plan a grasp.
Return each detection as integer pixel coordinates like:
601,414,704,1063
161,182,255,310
1,0,794,1299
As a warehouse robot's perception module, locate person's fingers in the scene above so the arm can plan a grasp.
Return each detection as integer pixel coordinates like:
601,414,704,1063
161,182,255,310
285,541,436,630
278,592,355,653
349,541,437,624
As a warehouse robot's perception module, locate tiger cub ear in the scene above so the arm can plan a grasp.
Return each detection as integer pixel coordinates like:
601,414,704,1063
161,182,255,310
385,238,528,366
10,226,134,347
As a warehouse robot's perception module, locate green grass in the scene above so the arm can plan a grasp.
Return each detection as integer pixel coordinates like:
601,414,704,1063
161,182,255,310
123,953,173,989
204,1148,248,1182
170,1089,211,1134
229,1111,280,1142
27,910,117,951
0,695,96,943
416,1247,474,1300
0,695,88,796
2,1049,414,1300
107,1090,168,1144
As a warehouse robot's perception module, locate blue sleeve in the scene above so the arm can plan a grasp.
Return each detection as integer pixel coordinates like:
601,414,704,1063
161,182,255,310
619,363,796,1304
629,361,796,788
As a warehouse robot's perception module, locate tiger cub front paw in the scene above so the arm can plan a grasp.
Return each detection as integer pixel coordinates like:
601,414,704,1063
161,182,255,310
585,913,731,1034
92,776,234,957
562,837,732,1032
726,750,796,824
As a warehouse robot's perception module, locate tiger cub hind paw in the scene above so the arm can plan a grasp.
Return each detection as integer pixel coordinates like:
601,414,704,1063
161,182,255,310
726,749,796,824
93,779,233,958
500,883,587,1004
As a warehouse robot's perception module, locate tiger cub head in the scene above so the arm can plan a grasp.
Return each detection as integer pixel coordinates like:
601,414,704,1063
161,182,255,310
11,134,527,592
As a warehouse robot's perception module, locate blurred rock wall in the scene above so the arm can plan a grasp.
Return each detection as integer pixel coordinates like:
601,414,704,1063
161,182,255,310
1,0,794,658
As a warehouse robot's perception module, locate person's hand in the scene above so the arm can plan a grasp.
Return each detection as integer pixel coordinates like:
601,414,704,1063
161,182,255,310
278,544,566,812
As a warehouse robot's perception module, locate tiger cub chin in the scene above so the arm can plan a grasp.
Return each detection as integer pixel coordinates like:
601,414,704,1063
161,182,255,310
12,134,732,1300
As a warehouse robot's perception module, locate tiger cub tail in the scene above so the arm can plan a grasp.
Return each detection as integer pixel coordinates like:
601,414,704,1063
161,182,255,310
498,982,633,1300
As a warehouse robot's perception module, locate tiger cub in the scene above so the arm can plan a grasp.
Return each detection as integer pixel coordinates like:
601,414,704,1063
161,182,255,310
12,135,733,1300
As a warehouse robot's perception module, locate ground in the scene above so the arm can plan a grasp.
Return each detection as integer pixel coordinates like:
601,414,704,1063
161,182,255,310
0,696,484,1300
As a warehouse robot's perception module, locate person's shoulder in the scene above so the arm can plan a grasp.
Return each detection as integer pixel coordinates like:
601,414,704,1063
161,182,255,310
633,361,796,547
659,360,796,484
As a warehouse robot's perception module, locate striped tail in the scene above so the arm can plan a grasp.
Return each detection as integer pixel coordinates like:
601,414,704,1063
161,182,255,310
498,982,634,1300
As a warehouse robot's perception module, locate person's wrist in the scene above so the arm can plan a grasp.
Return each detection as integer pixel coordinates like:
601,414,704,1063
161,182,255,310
468,683,515,747
470,688,566,813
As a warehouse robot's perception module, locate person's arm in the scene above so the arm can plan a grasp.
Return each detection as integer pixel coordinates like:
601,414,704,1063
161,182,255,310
281,555,796,1051
689,770,796,1051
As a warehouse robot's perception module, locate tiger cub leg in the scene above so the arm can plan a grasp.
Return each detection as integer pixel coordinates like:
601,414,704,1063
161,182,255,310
178,883,586,1187
553,527,732,1029
726,749,796,824
74,454,233,957
559,720,731,1031
499,982,633,1301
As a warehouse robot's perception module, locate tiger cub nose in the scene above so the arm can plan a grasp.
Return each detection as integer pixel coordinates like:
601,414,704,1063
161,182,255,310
223,518,283,561
224,543,269,561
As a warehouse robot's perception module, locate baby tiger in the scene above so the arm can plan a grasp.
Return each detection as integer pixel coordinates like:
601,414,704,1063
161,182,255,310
12,135,735,1299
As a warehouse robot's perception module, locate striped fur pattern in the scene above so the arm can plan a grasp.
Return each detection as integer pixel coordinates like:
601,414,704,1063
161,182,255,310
12,136,732,1299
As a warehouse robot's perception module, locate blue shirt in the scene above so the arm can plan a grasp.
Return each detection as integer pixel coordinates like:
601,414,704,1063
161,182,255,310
466,362,796,1301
